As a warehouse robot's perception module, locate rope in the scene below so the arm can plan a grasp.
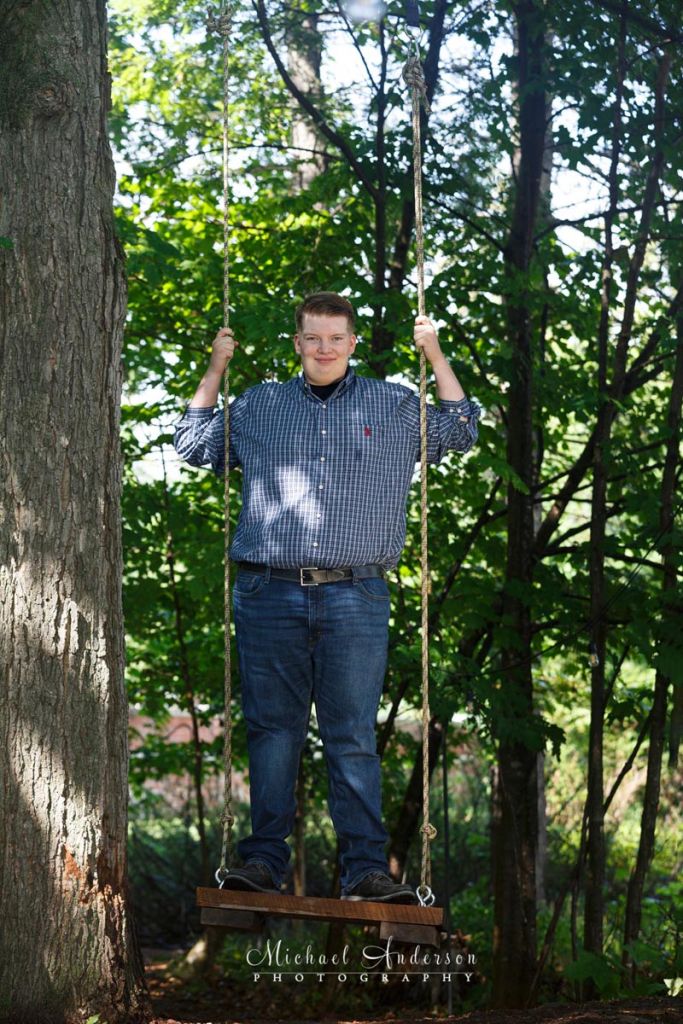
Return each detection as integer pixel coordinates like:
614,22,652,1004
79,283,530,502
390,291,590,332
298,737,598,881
403,44,437,902
206,5,436,896
208,1,235,883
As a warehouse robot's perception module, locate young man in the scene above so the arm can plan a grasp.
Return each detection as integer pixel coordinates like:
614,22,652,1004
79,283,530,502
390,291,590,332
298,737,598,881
173,292,480,904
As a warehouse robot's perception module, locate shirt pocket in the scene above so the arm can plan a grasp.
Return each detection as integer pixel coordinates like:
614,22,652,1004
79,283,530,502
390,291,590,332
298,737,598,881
355,422,404,460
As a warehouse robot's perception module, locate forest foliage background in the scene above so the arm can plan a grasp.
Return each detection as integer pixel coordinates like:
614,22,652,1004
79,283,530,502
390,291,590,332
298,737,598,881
108,0,682,1011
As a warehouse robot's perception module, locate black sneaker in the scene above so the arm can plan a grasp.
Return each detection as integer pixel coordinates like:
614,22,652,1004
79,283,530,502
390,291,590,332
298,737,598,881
220,860,280,893
341,871,418,904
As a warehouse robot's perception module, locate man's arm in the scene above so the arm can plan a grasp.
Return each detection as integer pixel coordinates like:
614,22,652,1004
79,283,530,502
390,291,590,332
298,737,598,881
189,327,238,408
413,315,466,402
405,314,480,459
189,366,223,408
431,353,466,402
173,326,241,473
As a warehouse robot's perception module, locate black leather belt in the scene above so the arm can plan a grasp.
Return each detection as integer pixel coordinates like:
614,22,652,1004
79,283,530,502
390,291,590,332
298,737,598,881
237,562,385,587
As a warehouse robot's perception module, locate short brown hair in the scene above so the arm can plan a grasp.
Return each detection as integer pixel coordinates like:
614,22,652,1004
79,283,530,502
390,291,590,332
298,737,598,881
295,292,355,332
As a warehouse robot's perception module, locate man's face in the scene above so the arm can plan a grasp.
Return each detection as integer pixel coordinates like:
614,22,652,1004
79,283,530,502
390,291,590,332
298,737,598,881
294,313,357,386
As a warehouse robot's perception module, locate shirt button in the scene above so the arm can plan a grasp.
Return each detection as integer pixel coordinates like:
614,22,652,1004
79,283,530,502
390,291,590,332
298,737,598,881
312,541,319,547
321,430,327,435
320,456,325,461
319,484,324,489
317,513,322,518
322,404,326,409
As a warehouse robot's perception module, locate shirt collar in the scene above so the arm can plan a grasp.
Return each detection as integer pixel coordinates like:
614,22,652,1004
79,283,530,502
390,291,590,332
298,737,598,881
298,364,356,400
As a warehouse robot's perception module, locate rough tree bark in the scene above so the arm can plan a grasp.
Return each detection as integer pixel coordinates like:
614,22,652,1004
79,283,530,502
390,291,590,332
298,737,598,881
490,0,547,1008
0,1,148,1021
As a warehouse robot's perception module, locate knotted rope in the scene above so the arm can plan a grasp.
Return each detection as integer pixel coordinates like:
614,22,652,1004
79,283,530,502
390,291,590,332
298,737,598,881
403,43,437,906
207,1,235,885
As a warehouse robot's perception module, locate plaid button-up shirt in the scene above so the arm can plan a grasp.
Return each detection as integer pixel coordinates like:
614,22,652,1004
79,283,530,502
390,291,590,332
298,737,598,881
173,367,481,570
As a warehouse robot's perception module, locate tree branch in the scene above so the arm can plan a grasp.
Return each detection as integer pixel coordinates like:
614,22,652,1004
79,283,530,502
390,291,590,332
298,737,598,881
592,0,682,45
253,0,379,200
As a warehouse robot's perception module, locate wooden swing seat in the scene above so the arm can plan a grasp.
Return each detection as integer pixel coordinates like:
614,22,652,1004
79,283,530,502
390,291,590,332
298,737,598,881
197,886,443,946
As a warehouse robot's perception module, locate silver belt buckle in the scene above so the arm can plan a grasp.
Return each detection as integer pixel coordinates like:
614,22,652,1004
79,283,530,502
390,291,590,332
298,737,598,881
300,566,319,586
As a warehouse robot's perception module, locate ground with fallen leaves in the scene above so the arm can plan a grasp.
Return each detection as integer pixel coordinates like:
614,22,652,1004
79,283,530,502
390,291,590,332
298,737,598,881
147,997,683,1024
143,949,682,1024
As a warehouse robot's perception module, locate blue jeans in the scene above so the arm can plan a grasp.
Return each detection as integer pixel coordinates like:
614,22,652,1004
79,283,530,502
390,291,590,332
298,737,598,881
232,566,391,893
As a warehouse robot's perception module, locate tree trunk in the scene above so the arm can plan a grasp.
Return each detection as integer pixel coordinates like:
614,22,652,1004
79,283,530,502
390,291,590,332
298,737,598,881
490,0,547,1009
532,46,555,914
582,15,626,984
583,43,671,995
622,293,683,982
293,750,307,897
387,718,443,880
160,465,226,980
368,16,389,374
286,10,325,192
0,2,148,1021
161,466,211,888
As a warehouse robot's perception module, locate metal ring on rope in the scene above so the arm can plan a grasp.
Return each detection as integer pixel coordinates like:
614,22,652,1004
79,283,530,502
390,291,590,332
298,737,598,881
215,866,230,889
416,884,436,907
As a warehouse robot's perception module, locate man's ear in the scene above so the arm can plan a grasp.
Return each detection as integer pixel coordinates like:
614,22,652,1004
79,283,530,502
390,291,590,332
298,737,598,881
349,334,357,352
293,333,300,354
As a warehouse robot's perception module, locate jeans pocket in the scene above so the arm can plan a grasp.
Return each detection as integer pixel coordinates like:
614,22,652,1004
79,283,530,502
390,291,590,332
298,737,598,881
233,570,268,596
354,576,390,602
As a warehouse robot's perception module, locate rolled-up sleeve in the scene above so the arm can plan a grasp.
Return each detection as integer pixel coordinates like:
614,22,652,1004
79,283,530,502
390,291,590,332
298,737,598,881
173,405,225,474
439,396,481,454
173,393,248,475
397,392,481,463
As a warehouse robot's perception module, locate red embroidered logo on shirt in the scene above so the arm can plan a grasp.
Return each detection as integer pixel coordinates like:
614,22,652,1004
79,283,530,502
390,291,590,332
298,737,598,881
364,426,372,437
